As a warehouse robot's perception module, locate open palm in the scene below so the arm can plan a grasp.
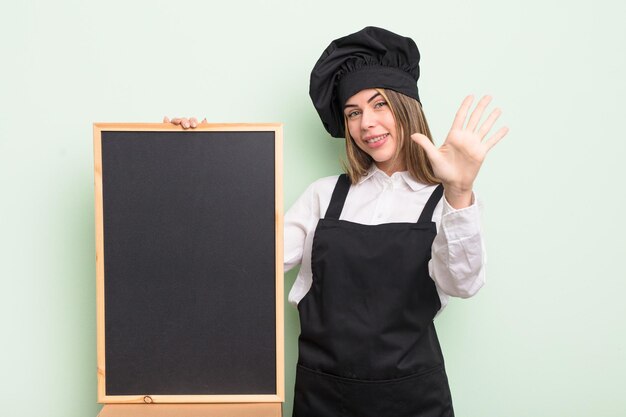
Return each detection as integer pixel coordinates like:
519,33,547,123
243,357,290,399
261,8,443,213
412,95,509,194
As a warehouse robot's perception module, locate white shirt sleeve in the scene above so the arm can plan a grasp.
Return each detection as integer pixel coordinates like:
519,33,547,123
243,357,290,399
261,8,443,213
284,182,316,273
429,194,486,300
284,190,311,272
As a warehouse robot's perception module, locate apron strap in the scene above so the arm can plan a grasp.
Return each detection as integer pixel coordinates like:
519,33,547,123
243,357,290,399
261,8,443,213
417,184,444,223
324,174,351,220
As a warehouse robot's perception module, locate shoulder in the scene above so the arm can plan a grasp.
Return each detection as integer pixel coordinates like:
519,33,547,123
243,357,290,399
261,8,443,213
299,174,342,210
286,174,342,220
305,174,342,197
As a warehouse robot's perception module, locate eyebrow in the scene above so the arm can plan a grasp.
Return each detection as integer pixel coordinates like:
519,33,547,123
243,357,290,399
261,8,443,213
344,92,381,109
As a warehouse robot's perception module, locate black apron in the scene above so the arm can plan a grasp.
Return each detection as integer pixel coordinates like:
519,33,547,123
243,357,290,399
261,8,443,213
294,174,454,417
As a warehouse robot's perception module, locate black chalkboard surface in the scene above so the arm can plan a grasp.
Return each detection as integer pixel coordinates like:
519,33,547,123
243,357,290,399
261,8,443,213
93,124,283,406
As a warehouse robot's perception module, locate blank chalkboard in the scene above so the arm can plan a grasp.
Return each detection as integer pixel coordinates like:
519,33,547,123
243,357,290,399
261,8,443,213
93,124,283,405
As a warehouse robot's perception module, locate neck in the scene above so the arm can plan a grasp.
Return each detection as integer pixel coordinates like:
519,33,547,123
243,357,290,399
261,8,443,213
375,160,406,176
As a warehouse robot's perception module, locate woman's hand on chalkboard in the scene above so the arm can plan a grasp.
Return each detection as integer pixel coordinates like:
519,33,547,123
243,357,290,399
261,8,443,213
163,116,207,129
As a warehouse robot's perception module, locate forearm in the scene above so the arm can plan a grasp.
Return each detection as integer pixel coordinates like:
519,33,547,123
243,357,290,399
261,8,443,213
430,196,485,298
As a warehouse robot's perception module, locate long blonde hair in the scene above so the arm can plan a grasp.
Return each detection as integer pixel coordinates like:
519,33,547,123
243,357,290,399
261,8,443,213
343,88,439,185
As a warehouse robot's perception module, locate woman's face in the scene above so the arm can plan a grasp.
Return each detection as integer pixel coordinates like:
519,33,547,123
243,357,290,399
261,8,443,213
344,88,404,175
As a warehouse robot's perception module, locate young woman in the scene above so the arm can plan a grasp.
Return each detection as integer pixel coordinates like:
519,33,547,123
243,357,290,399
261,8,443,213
169,26,507,417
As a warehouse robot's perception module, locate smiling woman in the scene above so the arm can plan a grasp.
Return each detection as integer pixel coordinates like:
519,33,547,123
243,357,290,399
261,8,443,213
288,26,507,417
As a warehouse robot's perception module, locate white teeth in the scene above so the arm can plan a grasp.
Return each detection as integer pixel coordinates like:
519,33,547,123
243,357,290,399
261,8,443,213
366,133,388,144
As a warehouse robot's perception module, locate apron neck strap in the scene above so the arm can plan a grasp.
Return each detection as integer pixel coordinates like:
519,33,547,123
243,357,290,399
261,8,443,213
417,184,444,223
324,174,351,220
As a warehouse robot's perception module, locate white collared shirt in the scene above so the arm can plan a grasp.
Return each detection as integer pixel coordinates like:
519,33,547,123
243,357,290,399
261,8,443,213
285,166,486,313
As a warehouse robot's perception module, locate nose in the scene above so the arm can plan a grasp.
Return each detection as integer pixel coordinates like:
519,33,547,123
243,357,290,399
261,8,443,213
360,108,377,131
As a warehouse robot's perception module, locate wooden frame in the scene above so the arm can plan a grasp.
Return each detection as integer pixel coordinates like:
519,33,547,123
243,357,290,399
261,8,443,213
93,123,283,415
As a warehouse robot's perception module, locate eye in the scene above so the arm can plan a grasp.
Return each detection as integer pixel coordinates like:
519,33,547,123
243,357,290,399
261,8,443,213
373,100,387,109
346,110,361,119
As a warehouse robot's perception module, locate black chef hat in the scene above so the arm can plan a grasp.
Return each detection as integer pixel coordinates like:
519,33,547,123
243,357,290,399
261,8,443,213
309,26,421,138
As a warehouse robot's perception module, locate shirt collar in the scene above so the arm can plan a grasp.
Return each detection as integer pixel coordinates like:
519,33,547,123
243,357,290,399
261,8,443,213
358,165,431,192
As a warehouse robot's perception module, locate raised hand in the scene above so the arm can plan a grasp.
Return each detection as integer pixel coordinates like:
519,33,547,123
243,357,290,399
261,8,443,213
163,116,207,129
411,95,509,208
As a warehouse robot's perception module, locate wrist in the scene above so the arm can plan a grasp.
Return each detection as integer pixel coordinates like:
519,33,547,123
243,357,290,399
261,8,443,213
443,185,474,209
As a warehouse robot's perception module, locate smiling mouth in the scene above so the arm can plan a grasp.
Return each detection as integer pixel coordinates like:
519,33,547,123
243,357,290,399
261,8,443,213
365,133,389,144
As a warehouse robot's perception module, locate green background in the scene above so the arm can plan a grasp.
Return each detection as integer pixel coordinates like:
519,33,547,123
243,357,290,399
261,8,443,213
1,1,624,416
